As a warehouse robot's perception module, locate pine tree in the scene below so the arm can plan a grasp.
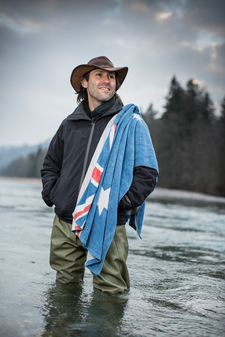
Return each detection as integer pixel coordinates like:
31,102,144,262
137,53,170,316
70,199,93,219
143,103,158,126
199,92,215,121
154,76,222,195
217,96,225,195
184,79,201,123
221,95,225,121
162,76,185,119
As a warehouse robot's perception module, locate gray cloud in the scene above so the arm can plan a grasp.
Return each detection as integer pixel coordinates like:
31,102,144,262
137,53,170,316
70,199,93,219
0,0,224,146
182,0,225,37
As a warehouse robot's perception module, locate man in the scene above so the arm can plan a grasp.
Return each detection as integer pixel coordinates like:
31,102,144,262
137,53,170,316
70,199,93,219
41,56,158,294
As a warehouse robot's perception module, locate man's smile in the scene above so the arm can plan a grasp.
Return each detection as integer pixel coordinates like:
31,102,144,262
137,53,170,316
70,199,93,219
99,86,110,91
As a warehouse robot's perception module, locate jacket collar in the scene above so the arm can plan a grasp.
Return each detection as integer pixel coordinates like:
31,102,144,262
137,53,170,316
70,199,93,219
67,98,123,121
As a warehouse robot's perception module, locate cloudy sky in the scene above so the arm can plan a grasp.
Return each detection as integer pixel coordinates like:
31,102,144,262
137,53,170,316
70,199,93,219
0,0,225,146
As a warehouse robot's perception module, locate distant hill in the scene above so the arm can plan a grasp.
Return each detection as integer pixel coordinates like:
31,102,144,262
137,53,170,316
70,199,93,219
0,139,50,169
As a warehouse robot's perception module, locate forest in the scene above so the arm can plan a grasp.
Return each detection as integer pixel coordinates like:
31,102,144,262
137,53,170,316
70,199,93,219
143,76,225,197
1,76,225,197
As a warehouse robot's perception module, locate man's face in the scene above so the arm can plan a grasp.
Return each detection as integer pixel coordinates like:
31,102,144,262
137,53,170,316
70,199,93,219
81,69,116,110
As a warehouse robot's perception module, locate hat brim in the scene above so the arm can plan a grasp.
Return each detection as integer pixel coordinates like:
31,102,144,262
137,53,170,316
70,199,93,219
70,64,128,92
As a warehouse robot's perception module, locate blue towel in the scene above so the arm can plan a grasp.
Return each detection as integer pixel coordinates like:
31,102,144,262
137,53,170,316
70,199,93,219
71,104,158,275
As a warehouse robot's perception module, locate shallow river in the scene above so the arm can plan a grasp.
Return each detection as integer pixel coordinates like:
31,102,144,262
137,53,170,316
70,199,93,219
0,178,225,337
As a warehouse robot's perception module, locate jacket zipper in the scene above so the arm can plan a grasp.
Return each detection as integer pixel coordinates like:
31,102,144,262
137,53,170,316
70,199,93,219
78,121,95,193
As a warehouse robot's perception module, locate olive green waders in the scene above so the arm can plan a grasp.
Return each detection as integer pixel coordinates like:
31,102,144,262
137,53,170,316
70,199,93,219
50,215,130,294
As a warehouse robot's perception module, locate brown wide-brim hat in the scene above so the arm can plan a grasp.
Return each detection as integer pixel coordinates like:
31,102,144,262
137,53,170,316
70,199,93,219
70,56,128,92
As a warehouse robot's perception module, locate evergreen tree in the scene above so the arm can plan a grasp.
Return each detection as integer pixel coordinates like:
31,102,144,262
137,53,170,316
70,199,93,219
217,96,225,195
184,79,201,123
143,103,161,158
151,76,223,195
199,92,215,121
143,103,158,125
221,95,225,121
184,80,215,123
162,76,185,119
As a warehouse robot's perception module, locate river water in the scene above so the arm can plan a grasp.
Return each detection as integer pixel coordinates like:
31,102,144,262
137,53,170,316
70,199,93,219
0,178,225,337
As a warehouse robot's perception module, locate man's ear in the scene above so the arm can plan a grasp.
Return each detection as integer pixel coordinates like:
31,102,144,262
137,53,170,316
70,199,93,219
80,77,88,89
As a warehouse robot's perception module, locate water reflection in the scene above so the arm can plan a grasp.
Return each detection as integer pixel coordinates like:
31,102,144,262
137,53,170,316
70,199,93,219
41,282,128,337
1,179,225,337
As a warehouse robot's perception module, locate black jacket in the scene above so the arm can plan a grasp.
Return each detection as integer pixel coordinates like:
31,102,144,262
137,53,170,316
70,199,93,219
41,98,158,224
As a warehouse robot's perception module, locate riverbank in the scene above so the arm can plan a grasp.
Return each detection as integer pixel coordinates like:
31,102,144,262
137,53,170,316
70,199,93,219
1,176,225,206
150,187,225,206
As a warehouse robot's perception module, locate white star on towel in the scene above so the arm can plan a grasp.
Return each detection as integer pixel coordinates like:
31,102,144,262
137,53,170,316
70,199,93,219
97,187,111,216
133,113,143,122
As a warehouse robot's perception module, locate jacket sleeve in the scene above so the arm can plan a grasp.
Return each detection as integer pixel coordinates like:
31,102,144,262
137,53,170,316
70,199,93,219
119,166,158,210
41,122,64,207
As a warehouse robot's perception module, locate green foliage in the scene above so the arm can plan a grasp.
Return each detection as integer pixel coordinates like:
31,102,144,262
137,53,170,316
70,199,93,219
221,95,225,120
162,76,185,119
162,77,215,125
144,77,225,197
